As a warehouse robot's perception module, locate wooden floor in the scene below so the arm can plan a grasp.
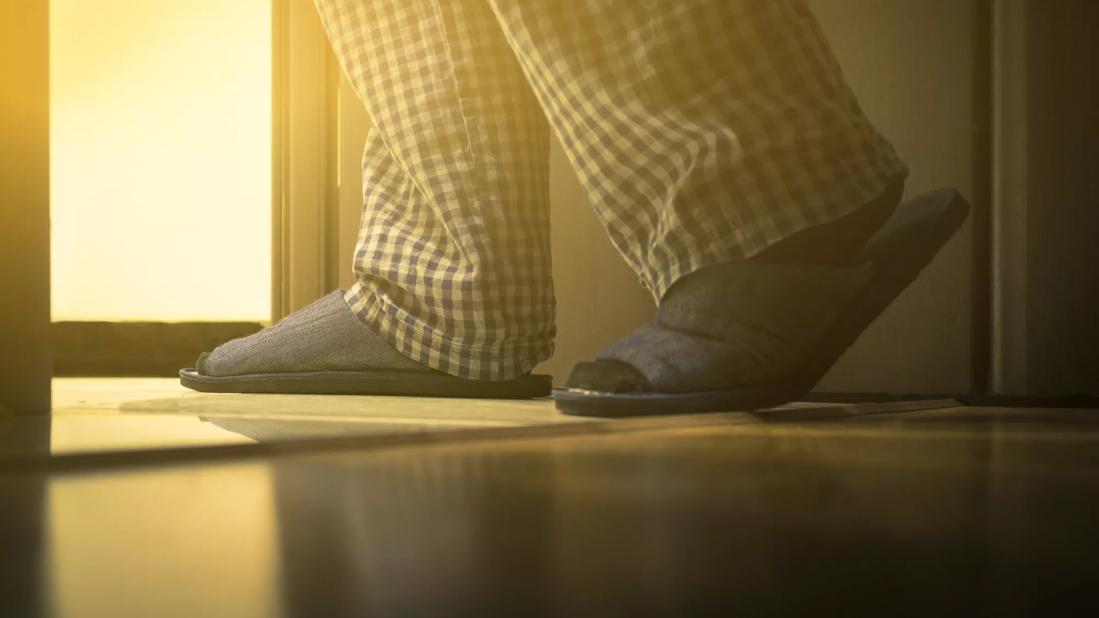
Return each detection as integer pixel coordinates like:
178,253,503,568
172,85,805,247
2,379,1098,615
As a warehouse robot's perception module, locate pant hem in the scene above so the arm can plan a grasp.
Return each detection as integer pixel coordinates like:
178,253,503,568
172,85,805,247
343,281,555,381
646,159,911,303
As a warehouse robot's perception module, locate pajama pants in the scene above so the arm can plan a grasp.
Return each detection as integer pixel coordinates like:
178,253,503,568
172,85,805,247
312,0,907,381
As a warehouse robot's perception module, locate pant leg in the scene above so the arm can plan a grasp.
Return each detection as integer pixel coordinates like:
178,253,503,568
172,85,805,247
313,0,554,380
487,0,908,301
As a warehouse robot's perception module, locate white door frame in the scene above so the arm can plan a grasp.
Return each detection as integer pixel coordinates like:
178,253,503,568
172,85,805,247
272,0,342,321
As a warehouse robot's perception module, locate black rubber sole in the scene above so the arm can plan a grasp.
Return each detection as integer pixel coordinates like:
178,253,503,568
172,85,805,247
554,188,970,417
180,368,552,399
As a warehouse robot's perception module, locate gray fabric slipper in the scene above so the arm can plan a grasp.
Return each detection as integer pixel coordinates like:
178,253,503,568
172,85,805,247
179,290,551,399
554,188,970,416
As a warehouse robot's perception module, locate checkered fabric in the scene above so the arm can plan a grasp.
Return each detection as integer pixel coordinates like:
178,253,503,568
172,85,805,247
313,0,908,381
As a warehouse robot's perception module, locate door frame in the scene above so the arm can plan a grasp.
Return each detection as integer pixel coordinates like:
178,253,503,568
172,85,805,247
272,0,343,322
0,0,51,413
988,0,1099,397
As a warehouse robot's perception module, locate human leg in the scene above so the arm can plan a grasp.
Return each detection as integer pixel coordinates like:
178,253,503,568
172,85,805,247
485,0,963,413
184,0,555,395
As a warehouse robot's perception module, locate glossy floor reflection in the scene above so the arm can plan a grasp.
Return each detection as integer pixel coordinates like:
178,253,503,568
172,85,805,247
27,378,589,457
3,379,913,460
2,396,1098,616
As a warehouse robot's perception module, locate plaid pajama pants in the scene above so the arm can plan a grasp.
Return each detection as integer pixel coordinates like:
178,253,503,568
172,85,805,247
313,0,908,381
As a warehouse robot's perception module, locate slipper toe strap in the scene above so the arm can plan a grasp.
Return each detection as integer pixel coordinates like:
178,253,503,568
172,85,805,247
570,262,876,394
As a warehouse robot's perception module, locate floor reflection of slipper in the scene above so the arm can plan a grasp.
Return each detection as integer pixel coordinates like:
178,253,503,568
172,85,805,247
179,368,552,399
554,188,970,417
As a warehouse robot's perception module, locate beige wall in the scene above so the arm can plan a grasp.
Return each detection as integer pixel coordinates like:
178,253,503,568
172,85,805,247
810,0,982,394
336,0,983,391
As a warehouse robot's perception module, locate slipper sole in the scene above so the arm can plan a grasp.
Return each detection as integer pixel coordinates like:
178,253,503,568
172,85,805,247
180,368,552,399
554,188,970,417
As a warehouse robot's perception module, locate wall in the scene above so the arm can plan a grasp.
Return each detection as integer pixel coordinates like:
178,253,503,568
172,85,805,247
0,0,51,413
809,0,983,394
335,0,984,391
1024,0,1099,396
994,0,1099,396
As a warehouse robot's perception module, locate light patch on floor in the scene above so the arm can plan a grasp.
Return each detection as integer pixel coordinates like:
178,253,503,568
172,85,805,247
48,378,587,456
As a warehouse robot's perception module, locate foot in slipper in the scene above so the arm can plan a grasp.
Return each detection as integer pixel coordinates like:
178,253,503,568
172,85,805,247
555,187,969,417
179,290,551,399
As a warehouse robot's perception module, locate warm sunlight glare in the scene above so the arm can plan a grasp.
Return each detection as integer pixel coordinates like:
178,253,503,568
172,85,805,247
50,0,272,321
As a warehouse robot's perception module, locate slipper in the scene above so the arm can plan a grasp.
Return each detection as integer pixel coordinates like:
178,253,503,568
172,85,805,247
553,188,970,417
179,368,552,399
